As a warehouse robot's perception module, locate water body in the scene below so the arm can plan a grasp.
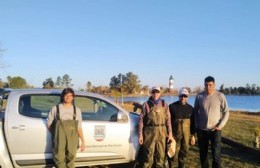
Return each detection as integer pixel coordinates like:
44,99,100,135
120,95,260,112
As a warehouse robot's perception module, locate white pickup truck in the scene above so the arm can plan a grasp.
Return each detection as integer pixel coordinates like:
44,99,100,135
0,89,140,168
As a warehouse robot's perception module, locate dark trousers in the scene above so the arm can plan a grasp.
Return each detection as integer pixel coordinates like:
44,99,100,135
196,129,221,168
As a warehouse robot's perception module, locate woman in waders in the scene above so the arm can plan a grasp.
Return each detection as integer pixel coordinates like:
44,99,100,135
47,88,85,168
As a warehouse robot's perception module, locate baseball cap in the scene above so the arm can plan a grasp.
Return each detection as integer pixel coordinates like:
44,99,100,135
179,88,189,96
151,86,161,92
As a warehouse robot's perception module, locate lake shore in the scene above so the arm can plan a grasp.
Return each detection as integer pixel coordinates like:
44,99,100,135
115,95,260,113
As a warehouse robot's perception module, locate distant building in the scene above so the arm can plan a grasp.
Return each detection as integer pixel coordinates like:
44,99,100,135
169,75,174,93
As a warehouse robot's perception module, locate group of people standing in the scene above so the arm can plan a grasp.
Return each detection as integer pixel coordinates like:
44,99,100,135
45,75,229,168
139,76,230,168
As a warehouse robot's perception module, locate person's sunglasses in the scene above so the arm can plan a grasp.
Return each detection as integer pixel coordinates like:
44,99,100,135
152,90,160,94
179,95,188,98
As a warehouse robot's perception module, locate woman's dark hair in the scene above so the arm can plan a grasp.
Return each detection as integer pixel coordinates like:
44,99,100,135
204,76,215,83
60,87,75,103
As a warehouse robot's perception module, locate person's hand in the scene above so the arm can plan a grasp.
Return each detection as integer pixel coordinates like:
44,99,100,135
80,141,86,152
167,135,174,143
190,135,196,145
215,126,221,130
139,136,143,145
212,126,221,131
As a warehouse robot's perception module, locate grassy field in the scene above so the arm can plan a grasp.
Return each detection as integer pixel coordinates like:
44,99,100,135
119,102,260,168
222,111,260,148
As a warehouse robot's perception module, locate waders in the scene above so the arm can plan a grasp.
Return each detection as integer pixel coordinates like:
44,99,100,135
52,105,78,168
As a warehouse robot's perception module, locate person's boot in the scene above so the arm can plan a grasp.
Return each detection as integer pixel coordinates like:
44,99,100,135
178,161,185,168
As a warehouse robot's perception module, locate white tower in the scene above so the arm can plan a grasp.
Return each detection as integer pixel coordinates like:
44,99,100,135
169,75,174,92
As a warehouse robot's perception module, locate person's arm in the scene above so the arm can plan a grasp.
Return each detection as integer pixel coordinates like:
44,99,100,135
190,107,196,145
138,103,146,145
165,104,173,142
76,107,85,151
215,93,229,130
78,128,85,151
46,106,55,131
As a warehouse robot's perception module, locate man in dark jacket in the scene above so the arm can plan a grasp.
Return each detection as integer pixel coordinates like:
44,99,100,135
168,88,195,168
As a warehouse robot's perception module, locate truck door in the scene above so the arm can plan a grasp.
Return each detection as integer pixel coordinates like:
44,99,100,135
74,96,131,165
4,93,60,167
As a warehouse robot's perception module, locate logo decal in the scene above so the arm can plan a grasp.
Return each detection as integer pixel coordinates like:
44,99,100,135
94,125,106,141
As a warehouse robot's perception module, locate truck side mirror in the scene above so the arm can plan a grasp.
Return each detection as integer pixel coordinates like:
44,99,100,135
117,111,128,122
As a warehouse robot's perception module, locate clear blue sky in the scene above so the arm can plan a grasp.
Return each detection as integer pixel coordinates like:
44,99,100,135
1,1,260,90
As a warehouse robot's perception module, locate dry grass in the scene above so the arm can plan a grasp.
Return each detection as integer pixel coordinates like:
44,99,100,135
222,112,260,147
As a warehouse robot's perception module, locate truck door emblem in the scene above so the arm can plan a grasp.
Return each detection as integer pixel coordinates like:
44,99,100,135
94,125,106,141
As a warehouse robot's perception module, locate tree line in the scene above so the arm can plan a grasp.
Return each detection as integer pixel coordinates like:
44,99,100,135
0,74,73,89
219,84,260,95
0,72,143,94
0,72,260,96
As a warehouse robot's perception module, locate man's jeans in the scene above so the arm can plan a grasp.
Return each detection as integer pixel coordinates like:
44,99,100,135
196,129,222,168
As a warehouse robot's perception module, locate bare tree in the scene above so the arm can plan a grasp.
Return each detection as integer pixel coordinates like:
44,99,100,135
0,44,7,68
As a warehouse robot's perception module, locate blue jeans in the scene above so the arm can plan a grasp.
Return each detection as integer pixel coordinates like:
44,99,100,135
196,129,222,168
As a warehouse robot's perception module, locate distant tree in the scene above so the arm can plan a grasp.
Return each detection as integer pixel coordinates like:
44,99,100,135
0,78,9,88
111,89,121,104
226,87,232,95
55,76,62,88
0,79,4,88
142,85,150,95
43,78,55,89
109,72,142,94
109,73,123,92
257,87,260,95
232,87,238,95
238,87,246,95
251,84,257,95
245,84,251,95
124,72,141,94
161,86,168,94
92,86,109,94
7,76,29,88
218,84,260,95
62,74,72,87
193,86,203,94
219,84,225,93
86,81,92,92
54,74,73,88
